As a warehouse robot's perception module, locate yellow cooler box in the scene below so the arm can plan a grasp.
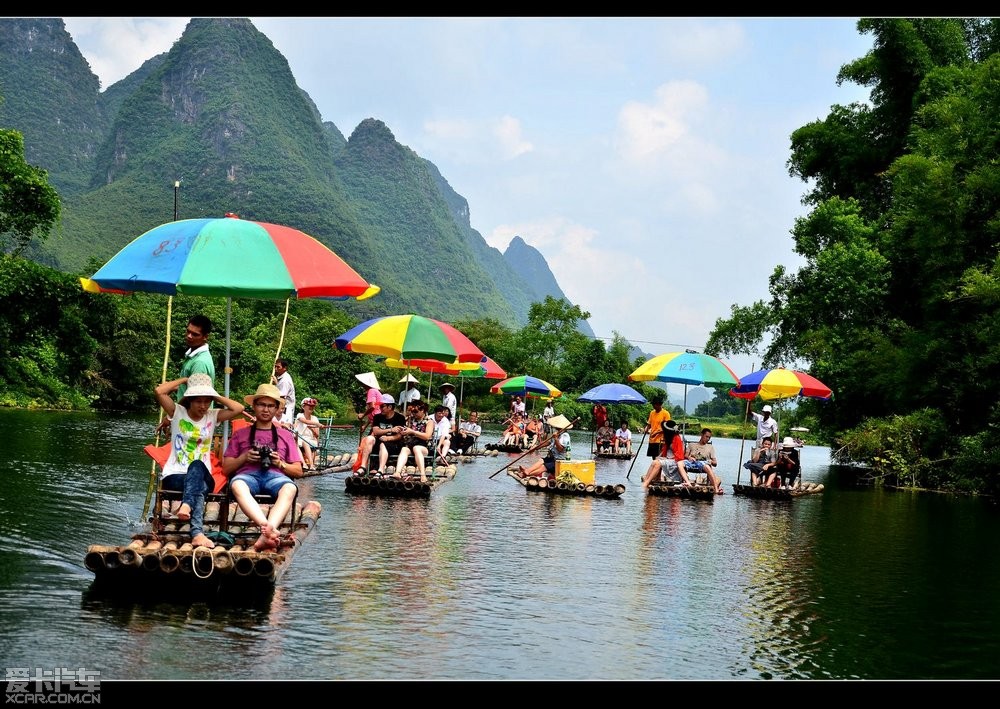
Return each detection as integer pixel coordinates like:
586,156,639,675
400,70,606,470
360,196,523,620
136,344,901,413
556,459,596,485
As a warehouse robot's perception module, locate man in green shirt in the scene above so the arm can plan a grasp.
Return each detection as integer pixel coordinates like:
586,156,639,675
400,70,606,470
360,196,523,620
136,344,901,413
177,314,216,401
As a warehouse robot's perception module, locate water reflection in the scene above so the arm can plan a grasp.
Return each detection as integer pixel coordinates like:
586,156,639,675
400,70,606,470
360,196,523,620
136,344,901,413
3,409,1000,680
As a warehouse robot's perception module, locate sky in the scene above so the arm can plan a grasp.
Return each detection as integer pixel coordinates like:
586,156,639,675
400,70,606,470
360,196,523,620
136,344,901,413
62,17,874,402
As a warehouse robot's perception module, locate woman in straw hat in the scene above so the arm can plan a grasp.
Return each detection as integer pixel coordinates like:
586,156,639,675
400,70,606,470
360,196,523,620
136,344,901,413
154,373,245,548
354,372,382,440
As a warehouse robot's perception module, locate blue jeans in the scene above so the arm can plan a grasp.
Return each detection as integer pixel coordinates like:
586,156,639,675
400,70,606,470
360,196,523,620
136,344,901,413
161,460,214,537
231,470,296,498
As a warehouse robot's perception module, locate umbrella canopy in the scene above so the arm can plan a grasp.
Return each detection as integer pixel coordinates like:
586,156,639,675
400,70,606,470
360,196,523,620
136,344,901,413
729,367,832,401
577,383,648,405
628,350,740,388
384,356,506,380
81,214,379,300
81,213,379,401
490,375,562,398
334,315,484,363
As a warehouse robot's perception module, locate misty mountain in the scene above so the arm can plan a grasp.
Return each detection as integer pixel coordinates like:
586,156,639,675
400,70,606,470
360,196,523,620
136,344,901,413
0,16,605,336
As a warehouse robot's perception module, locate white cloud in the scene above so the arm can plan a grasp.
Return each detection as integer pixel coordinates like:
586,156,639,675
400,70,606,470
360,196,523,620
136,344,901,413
658,21,748,65
615,80,709,165
63,17,188,89
494,116,533,159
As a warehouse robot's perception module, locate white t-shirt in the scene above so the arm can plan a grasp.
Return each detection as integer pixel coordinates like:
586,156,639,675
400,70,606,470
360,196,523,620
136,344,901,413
276,371,295,424
616,427,632,442
162,405,222,478
751,412,779,445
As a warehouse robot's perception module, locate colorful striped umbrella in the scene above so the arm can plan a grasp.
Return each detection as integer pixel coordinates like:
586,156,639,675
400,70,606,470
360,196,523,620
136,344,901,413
81,214,379,300
729,367,832,401
490,375,562,398
334,314,485,364
629,350,740,438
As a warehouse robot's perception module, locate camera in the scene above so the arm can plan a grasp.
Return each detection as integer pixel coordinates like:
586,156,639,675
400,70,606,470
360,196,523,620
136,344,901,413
255,445,274,472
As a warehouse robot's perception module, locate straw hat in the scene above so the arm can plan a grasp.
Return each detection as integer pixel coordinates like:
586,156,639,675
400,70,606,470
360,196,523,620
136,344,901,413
398,373,419,384
546,414,572,430
180,373,222,406
355,371,380,390
439,382,455,390
244,383,284,408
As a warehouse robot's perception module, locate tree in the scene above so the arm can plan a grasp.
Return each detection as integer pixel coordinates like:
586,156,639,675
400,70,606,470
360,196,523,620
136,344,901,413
0,128,61,255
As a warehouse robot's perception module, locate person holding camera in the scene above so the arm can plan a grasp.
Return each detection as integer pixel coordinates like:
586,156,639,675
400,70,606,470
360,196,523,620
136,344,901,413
222,383,303,551
765,437,801,488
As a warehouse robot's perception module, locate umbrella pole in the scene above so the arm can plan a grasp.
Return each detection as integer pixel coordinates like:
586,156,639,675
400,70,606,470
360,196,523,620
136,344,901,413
141,296,173,522
272,297,290,375
222,297,233,453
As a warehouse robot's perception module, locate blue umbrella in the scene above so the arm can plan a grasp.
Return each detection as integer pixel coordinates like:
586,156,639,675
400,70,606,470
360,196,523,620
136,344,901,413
577,383,648,404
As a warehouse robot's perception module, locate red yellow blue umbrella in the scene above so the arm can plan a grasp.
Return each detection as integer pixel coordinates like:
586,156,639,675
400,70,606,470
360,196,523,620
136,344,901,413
81,214,379,300
729,367,832,401
334,314,485,363
490,375,562,398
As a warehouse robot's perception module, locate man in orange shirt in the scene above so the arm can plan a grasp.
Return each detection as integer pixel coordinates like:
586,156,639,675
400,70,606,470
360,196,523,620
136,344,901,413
643,394,672,460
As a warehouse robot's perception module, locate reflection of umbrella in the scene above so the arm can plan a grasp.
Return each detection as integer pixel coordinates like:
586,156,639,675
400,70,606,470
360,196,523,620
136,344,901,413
729,367,832,401
577,383,647,404
82,214,379,397
334,315,484,363
629,350,740,436
490,375,562,398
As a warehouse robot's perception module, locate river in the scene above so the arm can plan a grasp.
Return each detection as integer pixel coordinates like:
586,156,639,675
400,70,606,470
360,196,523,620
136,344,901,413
1,408,998,682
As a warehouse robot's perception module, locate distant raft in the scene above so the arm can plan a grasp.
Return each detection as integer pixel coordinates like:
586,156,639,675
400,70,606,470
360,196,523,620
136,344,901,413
594,451,634,460
345,465,458,497
732,481,825,499
646,482,717,501
506,470,625,499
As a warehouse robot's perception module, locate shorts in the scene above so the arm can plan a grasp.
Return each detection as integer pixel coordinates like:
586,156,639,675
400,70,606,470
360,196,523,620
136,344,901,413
647,441,661,458
380,438,404,457
231,470,296,498
656,458,682,483
543,455,557,474
686,460,706,472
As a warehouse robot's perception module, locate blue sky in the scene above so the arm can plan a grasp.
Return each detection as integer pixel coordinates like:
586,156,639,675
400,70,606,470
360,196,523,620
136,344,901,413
63,17,873,400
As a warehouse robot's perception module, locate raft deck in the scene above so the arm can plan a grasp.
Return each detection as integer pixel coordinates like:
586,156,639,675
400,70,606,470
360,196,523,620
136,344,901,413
646,481,717,501
506,470,625,499
732,481,825,499
85,498,321,598
345,464,458,497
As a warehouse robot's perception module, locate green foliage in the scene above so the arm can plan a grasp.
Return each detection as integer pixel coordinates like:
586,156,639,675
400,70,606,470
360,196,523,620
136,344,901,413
0,129,61,255
708,18,1000,491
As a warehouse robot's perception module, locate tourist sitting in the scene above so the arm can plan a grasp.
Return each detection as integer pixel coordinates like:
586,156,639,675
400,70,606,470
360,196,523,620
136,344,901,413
766,437,801,488
293,396,324,471
517,414,573,479
595,422,615,453
154,373,245,549
614,421,632,455
686,427,723,493
524,415,542,448
222,383,303,551
356,394,407,476
433,405,453,463
397,399,434,482
500,414,525,447
641,420,690,489
451,411,482,453
744,438,778,486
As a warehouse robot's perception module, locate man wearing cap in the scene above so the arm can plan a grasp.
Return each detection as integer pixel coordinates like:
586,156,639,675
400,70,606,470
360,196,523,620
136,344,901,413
398,375,421,408
223,383,303,551
517,414,573,479
750,404,779,450
154,373,245,548
440,382,457,432
356,393,408,476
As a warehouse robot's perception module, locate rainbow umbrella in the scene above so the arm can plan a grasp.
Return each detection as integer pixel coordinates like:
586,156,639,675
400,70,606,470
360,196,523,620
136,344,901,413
81,214,379,300
729,367,832,401
81,213,380,398
334,315,484,363
384,356,506,417
629,350,740,438
490,375,562,398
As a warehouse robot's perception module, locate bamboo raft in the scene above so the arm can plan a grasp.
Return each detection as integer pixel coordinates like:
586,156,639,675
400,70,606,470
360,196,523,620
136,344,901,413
506,470,626,499
344,464,458,497
732,481,825,499
84,497,322,597
484,442,530,454
594,451,633,460
646,482,717,501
